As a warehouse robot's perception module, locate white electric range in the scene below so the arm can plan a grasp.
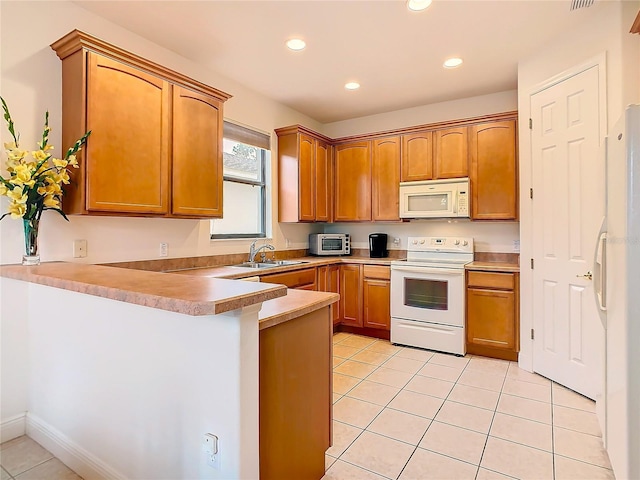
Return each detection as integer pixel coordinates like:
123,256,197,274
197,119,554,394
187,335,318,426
390,236,474,356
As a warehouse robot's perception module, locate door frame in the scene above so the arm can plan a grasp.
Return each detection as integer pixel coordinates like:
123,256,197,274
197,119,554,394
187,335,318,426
519,53,608,372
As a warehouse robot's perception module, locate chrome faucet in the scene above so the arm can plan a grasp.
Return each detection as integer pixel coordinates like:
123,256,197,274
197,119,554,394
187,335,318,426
248,240,275,263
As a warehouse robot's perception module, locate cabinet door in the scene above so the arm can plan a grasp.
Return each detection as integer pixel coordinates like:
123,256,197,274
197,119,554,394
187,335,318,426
86,53,170,213
340,265,363,327
467,288,516,350
315,139,332,222
434,127,468,179
363,278,390,330
172,86,224,217
401,131,433,182
372,137,401,221
334,142,371,221
470,120,518,220
298,133,316,222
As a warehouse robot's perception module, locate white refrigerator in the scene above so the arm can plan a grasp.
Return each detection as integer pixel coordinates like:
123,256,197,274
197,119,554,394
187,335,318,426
597,104,640,480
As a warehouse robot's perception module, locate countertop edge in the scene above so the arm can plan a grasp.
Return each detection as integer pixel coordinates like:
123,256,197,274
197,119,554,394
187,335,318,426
0,263,288,316
258,290,339,331
465,261,520,273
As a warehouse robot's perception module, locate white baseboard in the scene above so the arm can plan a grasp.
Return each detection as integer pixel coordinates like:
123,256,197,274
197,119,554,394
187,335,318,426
26,413,126,480
1,413,27,443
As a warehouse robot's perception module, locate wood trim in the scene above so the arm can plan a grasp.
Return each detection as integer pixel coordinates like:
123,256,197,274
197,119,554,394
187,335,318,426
274,125,333,144
631,10,640,34
51,30,232,102
466,344,518,362
331,111,518,144
334,324,390,341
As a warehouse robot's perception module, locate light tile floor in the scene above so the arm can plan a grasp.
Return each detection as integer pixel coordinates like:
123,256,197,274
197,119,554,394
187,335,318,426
324,332,615,480
0,436,82,480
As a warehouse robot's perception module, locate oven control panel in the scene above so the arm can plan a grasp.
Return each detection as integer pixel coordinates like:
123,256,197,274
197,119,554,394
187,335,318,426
407,236,474,253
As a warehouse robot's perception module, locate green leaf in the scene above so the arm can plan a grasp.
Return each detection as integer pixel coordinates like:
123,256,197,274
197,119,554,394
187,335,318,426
0,96,18,145
46,207,69,222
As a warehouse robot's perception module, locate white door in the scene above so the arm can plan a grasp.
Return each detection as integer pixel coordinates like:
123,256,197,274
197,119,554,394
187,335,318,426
530,65,604,400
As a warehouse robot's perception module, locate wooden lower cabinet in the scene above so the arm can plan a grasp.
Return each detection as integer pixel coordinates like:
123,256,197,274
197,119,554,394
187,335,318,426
363,266,391,330
318,265,340,324
260,267,317,290
466,270,519,361
259,306,332,480
339,264,363,327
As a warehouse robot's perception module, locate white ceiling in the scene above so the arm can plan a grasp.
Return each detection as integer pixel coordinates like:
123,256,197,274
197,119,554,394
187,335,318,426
74,0,605,123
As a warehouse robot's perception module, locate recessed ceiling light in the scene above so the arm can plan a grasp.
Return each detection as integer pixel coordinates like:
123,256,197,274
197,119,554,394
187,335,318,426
407,0,432,12
286,38,306,51
443,57,463,68
345,82,360,90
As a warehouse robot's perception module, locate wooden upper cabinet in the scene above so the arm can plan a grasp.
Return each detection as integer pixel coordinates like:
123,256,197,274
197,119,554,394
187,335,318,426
469,120,518,220
401,131,433,182
51,30,231,218
334,141,372,222
434,127,469,179
315,139,333,222
298,133,316,222
86,53,171,214
372,137,400,221
172,86,224,217
276,127,332,222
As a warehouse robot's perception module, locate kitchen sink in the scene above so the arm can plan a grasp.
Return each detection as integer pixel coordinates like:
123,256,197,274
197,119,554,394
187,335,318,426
231,260,308,269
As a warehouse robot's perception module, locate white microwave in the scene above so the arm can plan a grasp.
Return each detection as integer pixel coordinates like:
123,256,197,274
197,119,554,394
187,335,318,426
399,178,470,219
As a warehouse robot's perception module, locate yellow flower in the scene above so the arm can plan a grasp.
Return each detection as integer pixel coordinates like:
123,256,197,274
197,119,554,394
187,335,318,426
43,194,59,208
7,201,26,218
10,164,35,187
32,150,49,161
7,185,27,204
0,183,8,196
67,155,78,168
55,169,70,185
6,147,28,162
37,178,61,197
52,158,68,168
4,141,17,150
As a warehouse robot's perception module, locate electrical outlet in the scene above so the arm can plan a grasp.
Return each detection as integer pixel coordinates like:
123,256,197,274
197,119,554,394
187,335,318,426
160,242,168,257
202,434,220,470
73,239,87,258
392,237,401,247
513,240,520,253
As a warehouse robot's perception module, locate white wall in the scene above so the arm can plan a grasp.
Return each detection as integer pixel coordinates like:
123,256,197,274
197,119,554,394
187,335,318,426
0,0,320,265
25,282,260,480
517,0,640,370
321,90,518,138
325,221,519,254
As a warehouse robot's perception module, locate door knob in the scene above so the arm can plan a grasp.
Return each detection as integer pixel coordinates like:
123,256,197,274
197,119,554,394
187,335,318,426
576,271,593,280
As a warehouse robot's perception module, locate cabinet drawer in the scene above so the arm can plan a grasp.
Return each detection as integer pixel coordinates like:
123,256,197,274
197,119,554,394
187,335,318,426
363,265,391,280
467,271,515,290
261,268,316,289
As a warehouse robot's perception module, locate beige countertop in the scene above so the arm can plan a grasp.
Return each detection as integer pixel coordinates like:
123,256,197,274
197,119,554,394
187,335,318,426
170,255,397,279
465,261,520,273
0,262,287,316
258,289,339,330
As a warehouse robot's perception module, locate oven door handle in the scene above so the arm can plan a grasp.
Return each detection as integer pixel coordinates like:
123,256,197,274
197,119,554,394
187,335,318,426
391,266,464,275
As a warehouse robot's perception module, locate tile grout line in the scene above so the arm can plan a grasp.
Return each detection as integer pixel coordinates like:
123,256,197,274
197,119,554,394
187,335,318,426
474,363,510,480
551,380,557,480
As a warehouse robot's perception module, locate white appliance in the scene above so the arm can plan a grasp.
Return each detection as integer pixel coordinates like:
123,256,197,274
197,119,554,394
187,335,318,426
390,236,474,355
308,233,351,256
399,178,470,219
596,104,640,480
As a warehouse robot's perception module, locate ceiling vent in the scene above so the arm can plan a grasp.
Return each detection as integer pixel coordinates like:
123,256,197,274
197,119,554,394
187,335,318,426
570,0,594,10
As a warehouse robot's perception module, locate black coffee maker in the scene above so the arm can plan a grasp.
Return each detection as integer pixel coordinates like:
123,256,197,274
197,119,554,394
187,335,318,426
369,233,388,258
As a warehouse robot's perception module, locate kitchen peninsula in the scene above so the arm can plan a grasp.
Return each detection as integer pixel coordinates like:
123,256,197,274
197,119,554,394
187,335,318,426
0,262,337,480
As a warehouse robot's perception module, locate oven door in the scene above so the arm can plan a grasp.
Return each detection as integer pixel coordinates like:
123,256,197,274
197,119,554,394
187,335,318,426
390,265,465,326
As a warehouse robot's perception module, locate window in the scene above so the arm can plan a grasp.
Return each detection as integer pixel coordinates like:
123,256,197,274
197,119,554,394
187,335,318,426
211,122,270,239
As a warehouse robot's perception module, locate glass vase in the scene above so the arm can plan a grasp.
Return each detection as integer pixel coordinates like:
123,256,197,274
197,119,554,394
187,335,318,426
22,217,40,266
